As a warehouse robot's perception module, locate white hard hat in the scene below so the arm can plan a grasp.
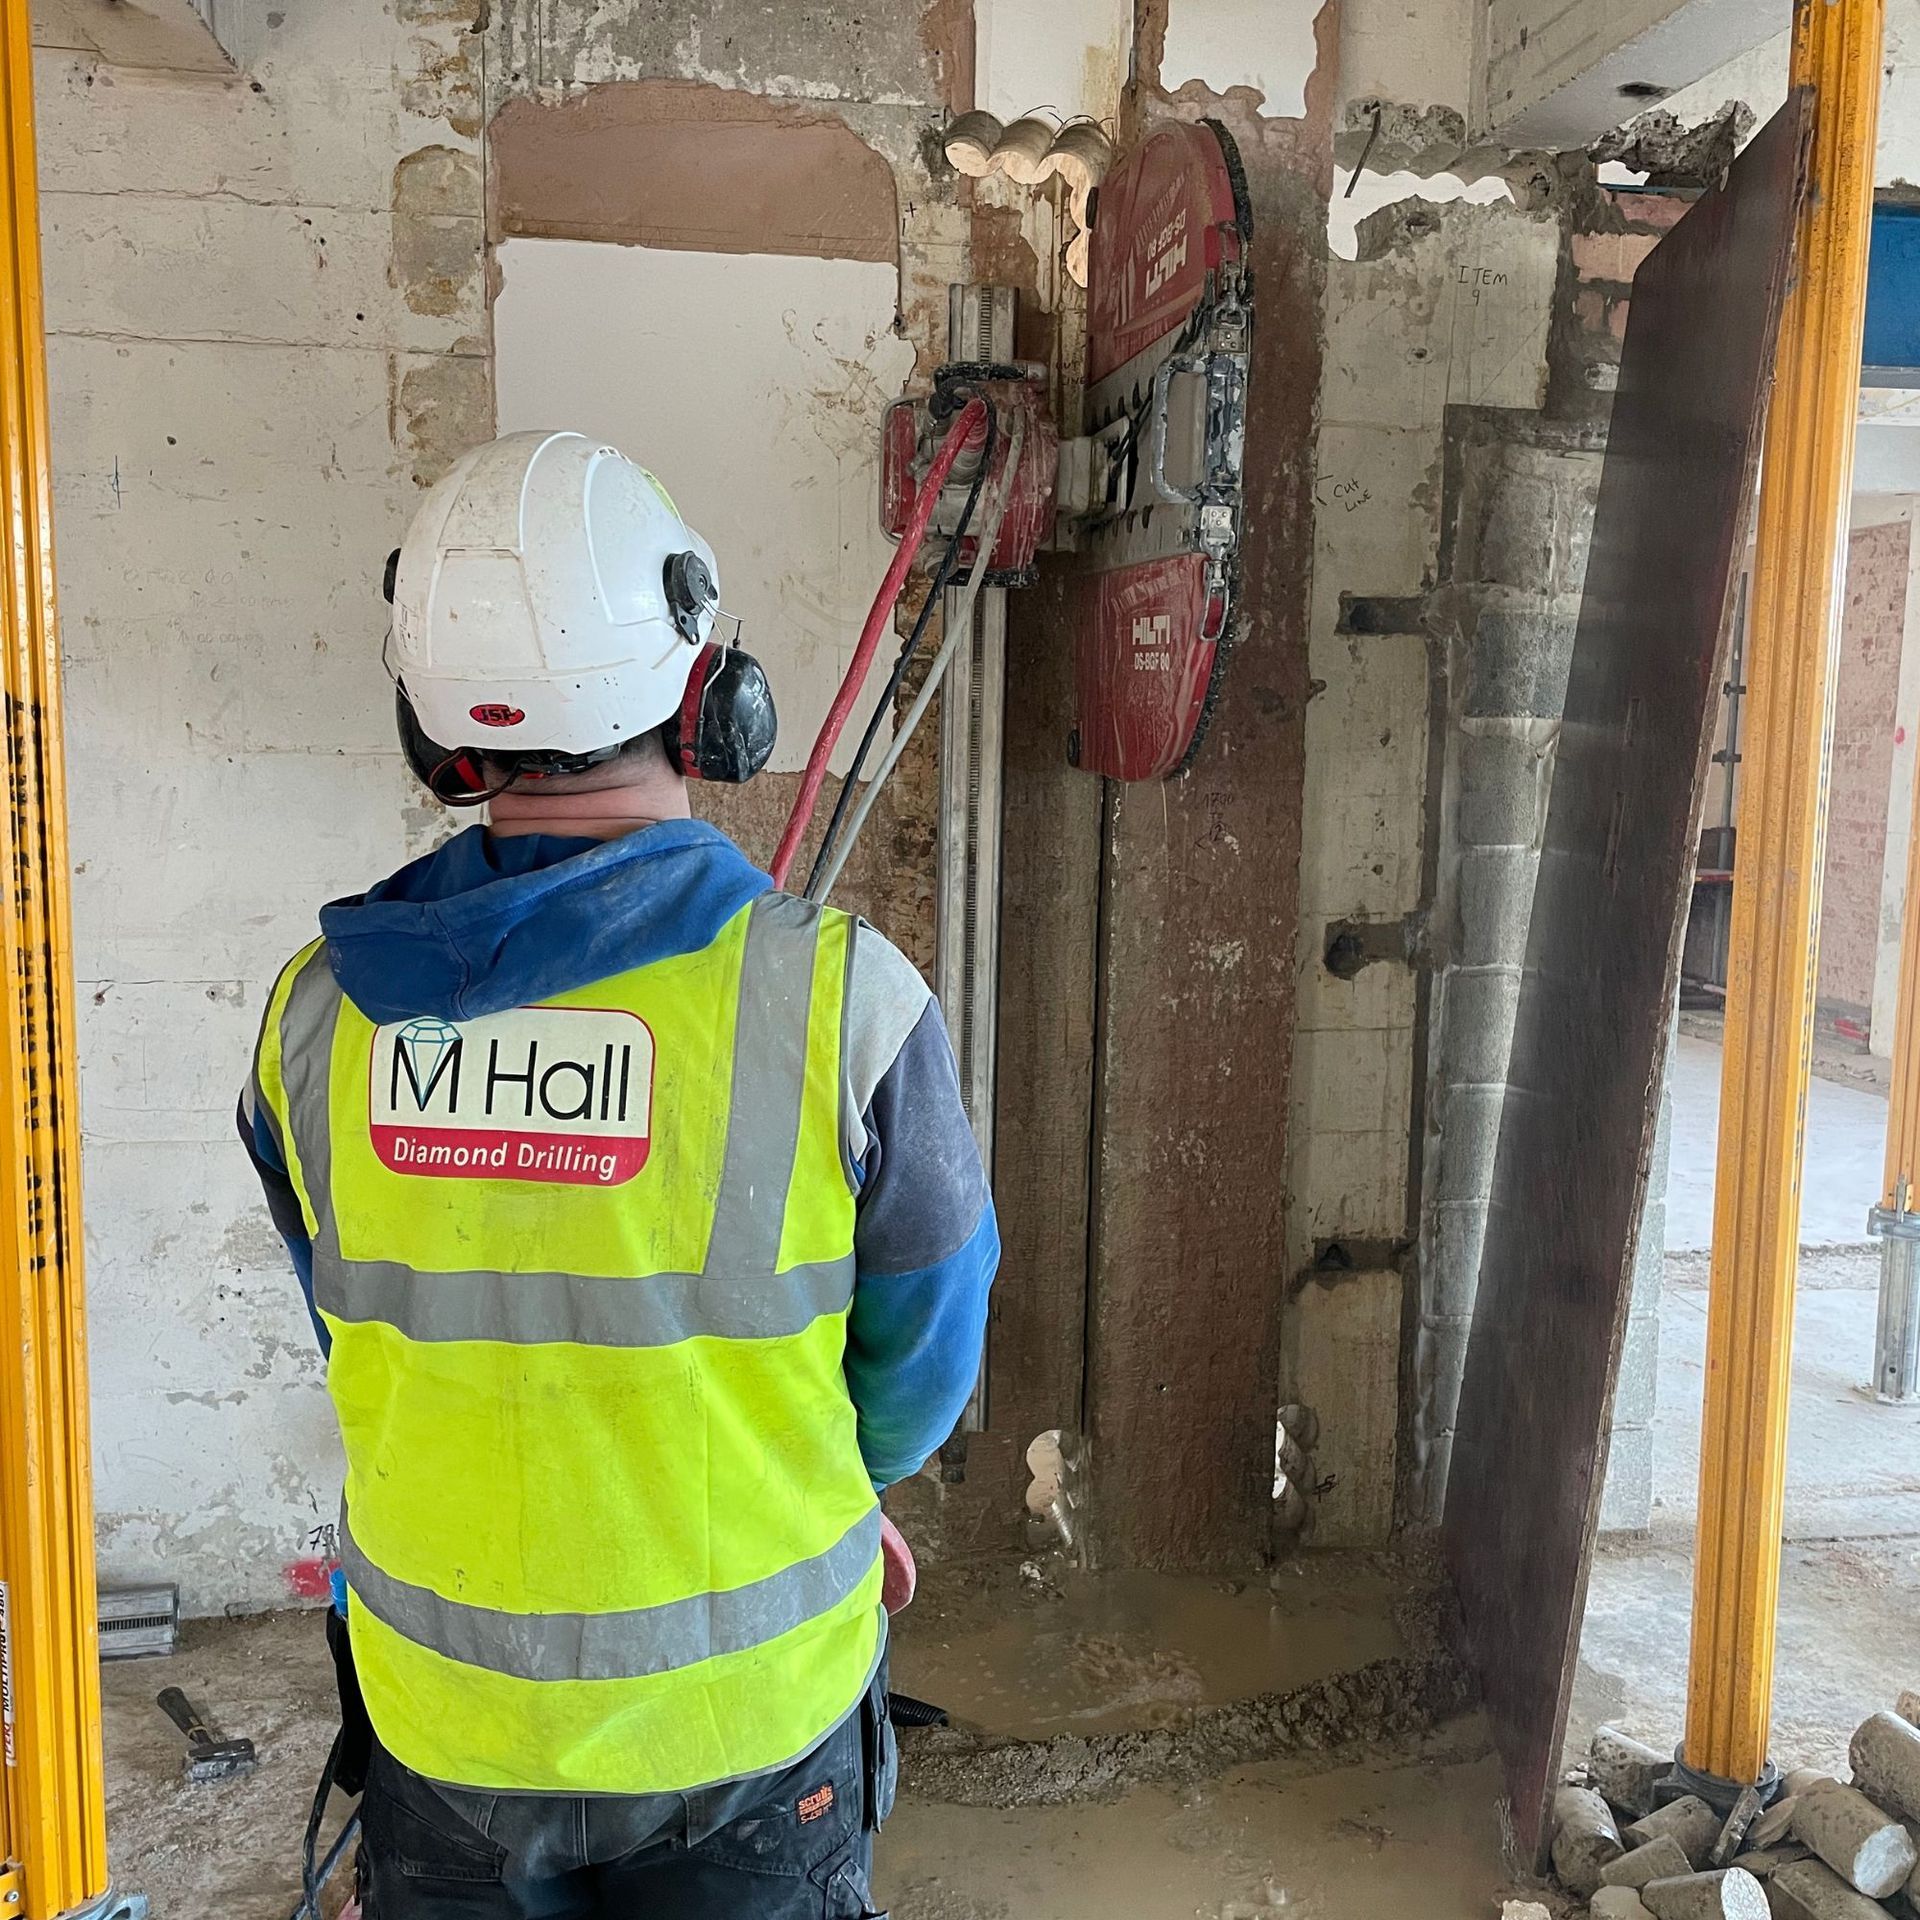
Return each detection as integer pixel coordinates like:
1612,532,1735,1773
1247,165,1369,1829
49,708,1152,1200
390,430,720,758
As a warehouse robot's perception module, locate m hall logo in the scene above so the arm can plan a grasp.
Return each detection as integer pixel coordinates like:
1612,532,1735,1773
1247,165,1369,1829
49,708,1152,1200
368,1006,654,1187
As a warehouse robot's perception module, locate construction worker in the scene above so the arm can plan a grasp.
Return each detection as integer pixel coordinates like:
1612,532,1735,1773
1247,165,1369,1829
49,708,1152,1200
239,430,998,1918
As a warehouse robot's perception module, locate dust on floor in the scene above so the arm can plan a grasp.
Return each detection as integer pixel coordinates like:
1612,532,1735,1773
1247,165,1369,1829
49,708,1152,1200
887,1551,1415,1742
878,1734,1507,1920
102,1611,343,1920
103,1555,1498,1919
1575,1248,1920,1777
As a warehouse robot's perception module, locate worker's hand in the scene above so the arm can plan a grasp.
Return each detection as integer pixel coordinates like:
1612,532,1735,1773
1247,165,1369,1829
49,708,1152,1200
880,1511,917,1613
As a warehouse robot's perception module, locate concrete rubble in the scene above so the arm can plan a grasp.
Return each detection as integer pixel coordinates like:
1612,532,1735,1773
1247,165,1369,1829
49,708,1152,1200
1546,1707,1920,1920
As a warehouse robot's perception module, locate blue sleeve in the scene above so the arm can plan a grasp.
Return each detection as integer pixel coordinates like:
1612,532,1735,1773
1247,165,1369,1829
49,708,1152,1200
844,1003,998,1489
236,1092,328,1355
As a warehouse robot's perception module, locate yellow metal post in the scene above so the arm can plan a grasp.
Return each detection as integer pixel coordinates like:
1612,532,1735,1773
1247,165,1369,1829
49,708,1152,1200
0,2,114,1914
1684,0,1885,1788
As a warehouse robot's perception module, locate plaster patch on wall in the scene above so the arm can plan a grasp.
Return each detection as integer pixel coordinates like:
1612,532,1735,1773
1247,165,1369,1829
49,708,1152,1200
400,30,482,138
392,145,484,317
1161,0,1318,118
975,0,1130,125
494,237,917,778
394,352,491,487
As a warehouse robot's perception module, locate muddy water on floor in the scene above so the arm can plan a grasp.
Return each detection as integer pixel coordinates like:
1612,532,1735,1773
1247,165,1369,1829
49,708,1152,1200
889,1556,1409,1740
878,1734,1506,1920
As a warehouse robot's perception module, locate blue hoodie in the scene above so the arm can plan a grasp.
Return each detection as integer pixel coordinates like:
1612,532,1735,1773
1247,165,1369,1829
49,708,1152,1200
241,820,998,1496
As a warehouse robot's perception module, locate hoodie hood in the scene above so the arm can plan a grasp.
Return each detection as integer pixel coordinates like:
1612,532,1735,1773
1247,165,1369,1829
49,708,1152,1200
320,820,771,1024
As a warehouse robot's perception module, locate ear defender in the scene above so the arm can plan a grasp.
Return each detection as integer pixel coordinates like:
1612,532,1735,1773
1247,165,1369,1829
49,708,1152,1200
663,643,778,784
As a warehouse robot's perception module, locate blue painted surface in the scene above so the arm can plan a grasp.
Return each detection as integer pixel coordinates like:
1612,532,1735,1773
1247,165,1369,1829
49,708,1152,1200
1866,203,1920,377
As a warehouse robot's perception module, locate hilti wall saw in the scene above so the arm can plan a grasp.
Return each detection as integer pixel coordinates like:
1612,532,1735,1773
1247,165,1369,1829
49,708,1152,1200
772,117,1255,893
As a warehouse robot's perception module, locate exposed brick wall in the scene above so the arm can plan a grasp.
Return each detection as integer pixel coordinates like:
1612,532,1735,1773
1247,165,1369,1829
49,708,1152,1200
1819,520,1912,1018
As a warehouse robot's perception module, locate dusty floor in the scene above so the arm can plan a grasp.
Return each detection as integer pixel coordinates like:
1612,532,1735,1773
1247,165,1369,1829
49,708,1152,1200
1577,1247,1920,1777
1665,1031,1888,1250
1583,1025,1920,1776
103,1554,1502,1919
101,1611,344,1920
879,1734,1506,1920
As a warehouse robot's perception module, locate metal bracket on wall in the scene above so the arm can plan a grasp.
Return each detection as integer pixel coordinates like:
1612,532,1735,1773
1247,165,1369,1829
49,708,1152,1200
937,282,1016,1436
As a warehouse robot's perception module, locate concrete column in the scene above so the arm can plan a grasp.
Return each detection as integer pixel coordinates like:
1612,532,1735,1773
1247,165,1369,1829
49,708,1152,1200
1411,420,1599,1522
1869,503,1920,1056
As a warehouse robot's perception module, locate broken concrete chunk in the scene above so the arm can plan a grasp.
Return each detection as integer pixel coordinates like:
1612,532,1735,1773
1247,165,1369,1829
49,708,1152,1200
1590,1890,1654,1920
1625,1796,1723,1871
1767,1855,1898,1920
1638,1867,1767,1920
1896,1690,1920,1729
1602,1836,1694,1890
1711,1787,1766,1867
1555,1786,1627,1895
1791,1780,1918,1899
1851,1710,1920,1826
1500,1904,1552,1920
1592,1726,1672,1819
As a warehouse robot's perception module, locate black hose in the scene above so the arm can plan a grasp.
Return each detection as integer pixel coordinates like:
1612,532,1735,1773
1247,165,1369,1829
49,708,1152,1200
294,1729,360,1920
803,391,998,898
887,1692,950,1729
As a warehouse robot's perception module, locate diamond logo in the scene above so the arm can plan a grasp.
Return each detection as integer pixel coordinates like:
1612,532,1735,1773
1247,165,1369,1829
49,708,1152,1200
393,1017,462,1109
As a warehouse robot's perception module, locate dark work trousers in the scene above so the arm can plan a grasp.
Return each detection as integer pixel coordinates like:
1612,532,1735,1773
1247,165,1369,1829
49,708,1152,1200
357,1669,896,1920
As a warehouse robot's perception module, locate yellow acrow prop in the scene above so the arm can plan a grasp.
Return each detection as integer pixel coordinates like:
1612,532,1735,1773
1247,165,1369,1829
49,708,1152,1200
1684,0,1886,1790
0,3,112,1911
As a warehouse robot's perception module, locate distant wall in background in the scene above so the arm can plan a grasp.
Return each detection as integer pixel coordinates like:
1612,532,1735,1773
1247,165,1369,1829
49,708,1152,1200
1820,518,1912,1024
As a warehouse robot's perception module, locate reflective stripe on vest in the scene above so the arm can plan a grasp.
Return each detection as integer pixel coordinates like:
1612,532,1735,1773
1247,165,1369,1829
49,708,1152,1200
257,893,881,1795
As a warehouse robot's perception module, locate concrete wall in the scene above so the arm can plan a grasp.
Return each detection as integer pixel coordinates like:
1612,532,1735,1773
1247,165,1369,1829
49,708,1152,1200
1870,504,1920,1052
44,0,1126,1608
1821,520,1913,1021
37,0,489,1613
482,0,976,969
1285,191,1562,1546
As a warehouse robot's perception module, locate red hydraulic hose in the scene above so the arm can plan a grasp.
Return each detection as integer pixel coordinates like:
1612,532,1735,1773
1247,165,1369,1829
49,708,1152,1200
769,396,989,889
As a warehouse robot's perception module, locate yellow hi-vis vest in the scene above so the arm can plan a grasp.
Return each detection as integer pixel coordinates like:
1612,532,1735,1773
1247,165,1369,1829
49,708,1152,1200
254,892,882,1795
